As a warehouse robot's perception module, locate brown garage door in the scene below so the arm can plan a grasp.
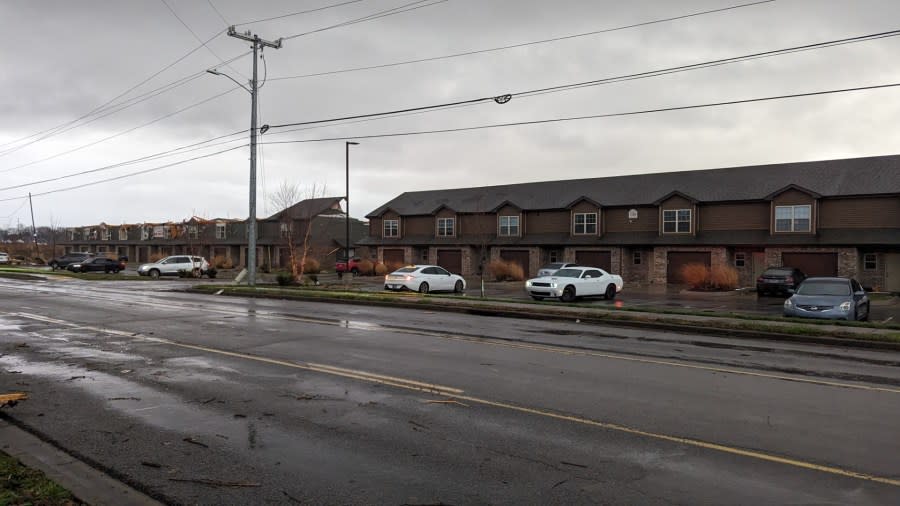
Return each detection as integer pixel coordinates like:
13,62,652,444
436,249,462,274
782,252,838,277
667,251,711,283
382,249,405,269
575,250,611,271
500,250,531,278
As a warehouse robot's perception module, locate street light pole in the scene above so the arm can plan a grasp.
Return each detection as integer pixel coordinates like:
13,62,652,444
345,141,359,283
221,26,282,286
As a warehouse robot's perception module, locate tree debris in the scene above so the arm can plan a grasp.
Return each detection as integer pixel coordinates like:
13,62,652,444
0,393,28,407
408,420,429,430
66,375,86,381
422,398,469,407
560,461,588,469
169,478,260,487
182,437,209,448
107,397,141,401
141,461,162,468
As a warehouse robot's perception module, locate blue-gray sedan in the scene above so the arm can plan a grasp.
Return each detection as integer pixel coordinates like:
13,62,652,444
783,277,870,321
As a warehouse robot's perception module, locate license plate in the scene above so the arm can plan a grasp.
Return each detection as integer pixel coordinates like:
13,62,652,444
388,284,400,289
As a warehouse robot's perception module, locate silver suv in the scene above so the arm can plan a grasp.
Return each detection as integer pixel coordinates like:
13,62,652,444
138,255,210,279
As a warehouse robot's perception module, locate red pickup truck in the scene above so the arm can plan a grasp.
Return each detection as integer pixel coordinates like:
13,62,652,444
335,257,362,275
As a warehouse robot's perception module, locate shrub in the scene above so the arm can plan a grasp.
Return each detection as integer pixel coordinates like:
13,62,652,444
356,259,375,276
710,264,739,290
489,259,525,281
303,258,321,274
679,263,709,289
374,263,389,276
276,272,296,286
213,255,233,269
385,261,405,273
149,253,165,263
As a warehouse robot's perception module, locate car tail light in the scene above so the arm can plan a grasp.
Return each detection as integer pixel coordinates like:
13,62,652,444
756,277,764,283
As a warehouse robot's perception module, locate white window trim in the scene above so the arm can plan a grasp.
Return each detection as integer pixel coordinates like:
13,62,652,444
863,253,877,271
101,229,110,241
152,225,166,239
774,204,811,233
662,209,692,234
633,251,642,265
734,252,747,267
436,217,455,237
215,223,227,239
383,219,399,238
573,212,598,235
140,227,149,240
118,228,128,241
498,215,520,237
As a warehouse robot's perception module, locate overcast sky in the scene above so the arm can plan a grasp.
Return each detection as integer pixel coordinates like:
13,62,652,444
2,0,900,228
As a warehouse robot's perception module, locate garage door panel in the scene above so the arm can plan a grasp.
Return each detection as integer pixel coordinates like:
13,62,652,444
437,249,462,274
382,249,405,270
500,250,530,278
575,250,611,271
667,252,711,284
781,253,838,277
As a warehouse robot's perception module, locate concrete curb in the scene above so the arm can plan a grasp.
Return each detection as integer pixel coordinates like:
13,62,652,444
0,416,165,506
190,288,900,351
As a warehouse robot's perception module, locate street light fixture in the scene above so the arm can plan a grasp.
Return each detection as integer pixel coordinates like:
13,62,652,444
345,141,359,283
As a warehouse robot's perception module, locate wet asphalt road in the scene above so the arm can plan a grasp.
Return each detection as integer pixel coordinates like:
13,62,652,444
0,277,899,505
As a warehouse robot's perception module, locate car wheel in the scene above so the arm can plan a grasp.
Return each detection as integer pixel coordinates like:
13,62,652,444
418,282,429,294
149,269,160,279
605,284,617,300
861,303,870,322
531,296,544,301
453,280,464,293
351,268,359,276
560,285,576,303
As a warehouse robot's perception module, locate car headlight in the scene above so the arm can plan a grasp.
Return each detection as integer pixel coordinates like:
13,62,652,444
549,283,557,289
526,281,532,287
784,298,793,308
839,301,851,311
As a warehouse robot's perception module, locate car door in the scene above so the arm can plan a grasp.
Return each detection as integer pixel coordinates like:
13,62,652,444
851,279,868,318
581,269,603,296
420,267,441,290
433,266,454,290
160,256,185,275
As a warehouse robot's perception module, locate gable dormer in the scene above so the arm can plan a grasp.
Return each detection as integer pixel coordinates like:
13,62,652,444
765,185,820,234
654,191,698,235
492,201,523,237
432,205,457,238
566,197,602,236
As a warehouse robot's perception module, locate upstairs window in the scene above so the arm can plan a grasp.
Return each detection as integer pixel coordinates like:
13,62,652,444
774,205,810,232
69,229,76,240
215,223,227,239
118,228,128,241
437,217,455,237
663,209,691,233
280,222,290,238
101,229,110,241
383,219,399,238
152,225,166,239
573,213,597,235
188,225,199,239
140,227,149,240
499,216,519,236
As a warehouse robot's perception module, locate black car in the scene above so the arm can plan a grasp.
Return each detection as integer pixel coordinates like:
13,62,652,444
49,252,94,270
66,257,125,273
757,267,806,296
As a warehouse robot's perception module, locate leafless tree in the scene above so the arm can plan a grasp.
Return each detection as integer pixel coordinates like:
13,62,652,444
270,181,328,283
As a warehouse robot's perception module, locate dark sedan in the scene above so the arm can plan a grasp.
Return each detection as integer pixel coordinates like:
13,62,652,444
66,257,125,274
756,267,805,296
783,277,870,321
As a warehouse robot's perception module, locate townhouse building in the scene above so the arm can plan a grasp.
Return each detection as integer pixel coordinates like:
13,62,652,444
360,154,900,291
57,197,368,269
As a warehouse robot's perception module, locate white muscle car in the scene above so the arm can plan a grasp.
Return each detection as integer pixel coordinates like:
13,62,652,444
525,266,623,302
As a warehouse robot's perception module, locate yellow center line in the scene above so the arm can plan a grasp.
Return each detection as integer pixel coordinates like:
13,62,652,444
7,311,899,488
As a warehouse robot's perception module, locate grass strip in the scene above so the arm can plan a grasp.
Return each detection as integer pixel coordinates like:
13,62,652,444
0,450,83,505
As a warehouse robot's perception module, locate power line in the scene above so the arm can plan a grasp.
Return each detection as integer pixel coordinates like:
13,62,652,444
260,81,900,145
282,0,447,40
0,29,230,158
233,0,365,26
0,130,247,193
160,0,247,79
0,145,247,203
0,87,241,174
270,0,776,81
266,29,900,130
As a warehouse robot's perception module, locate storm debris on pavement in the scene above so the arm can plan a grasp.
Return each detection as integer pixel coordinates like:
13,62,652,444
169,478,261,488
422,398,470,407
182,437,209,448
0,392,28,407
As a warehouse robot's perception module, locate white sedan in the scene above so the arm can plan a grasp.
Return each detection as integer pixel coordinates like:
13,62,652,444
384,265,466,294
525,266,623,302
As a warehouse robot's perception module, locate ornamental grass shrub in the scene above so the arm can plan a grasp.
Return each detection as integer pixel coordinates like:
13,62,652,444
679,263,709,290
303,258,321,274
710,264,739,290
489,259,525,281
356,259,375,276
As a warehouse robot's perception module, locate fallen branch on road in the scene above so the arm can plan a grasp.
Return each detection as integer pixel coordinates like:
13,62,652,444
422,398,469,407
0,392,27,407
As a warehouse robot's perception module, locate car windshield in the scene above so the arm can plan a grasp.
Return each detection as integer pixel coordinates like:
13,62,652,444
796,280,850,296
552,268,582,278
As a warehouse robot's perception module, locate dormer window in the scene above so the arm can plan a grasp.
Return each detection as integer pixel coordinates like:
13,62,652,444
384,219,399,238
774,205,810,232
152,225,166,239
141,227,149,240
663,209,691,233
437,217,455,237
573,213,597,235
216,223,227,239
499,216,519,236
118,228,128,240
101,229,110,241
188,225,199,239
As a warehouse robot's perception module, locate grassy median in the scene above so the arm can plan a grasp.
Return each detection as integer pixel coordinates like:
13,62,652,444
0,266,152,281
0,451,83,505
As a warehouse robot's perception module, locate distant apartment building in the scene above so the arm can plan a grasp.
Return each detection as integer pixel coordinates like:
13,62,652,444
360,154,900,291
58,197,368,269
